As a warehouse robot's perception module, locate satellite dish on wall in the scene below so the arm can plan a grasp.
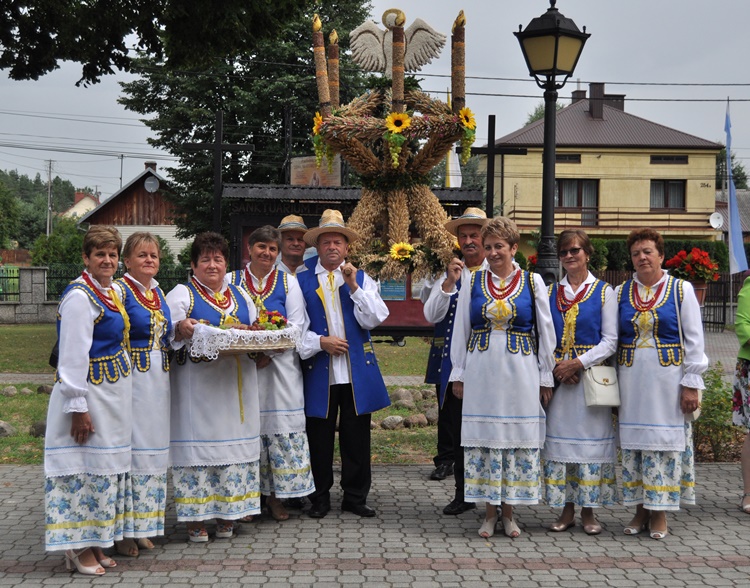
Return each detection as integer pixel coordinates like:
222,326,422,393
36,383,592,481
709,212,723,230
144,176,160,193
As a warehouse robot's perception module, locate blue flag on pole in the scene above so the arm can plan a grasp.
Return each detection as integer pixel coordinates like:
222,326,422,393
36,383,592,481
725,101,748,274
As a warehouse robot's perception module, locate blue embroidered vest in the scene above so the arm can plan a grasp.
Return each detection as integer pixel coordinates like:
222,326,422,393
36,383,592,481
548,279,607,361
116,278,172,373
174,280,252,365
425,277,460,407
617,276,684,367
467,270,536,356
229,268,289,316
56,282,131,384
297,269,390,418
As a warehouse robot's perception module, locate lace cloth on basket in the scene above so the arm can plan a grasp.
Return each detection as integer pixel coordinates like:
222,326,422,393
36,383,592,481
189,322,301,360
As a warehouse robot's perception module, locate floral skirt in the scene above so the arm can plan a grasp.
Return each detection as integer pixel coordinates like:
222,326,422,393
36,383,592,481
732,358,750,430
45,473,128,552
464,446,541,506
621,423,695,511
259,432,315,498
122,473,167,538
171,462,261,522
543,461,619,508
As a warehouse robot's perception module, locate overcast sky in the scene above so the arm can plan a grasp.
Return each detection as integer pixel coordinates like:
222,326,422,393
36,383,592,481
1,0,749,199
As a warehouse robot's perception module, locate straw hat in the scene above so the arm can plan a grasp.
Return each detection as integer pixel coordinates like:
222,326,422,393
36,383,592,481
303,209,360,246
444,207,488,236
278,214,308,233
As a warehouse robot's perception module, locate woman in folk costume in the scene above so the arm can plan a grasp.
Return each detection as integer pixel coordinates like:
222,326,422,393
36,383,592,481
113,232,172,556
616,228,707,539
166,232,260,542
449,217,556,539
228,225,315,522
44,225,131,576
543,229,618,536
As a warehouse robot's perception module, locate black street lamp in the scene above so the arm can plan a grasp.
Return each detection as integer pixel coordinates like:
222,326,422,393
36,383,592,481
515,0,589,285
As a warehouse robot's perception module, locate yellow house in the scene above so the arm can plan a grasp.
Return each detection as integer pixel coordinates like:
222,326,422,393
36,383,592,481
490,83,722,254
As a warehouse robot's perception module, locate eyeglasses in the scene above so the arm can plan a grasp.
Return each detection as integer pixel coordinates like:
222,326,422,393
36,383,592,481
558,247,582,258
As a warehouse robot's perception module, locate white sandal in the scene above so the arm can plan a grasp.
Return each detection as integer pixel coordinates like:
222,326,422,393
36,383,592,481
478,516,498,538
502,516,521,539
741,493,750,514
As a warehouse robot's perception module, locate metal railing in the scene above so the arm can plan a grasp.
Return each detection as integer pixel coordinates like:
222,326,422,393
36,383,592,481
0,266,20,302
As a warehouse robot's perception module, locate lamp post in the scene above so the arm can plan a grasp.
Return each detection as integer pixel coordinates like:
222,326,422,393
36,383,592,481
515,0,589,285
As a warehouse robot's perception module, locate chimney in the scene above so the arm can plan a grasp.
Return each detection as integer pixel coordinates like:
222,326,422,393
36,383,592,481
145,161,157,171
571,89,586,104
604,93,626,111
74,191,88,204
589,82,605,120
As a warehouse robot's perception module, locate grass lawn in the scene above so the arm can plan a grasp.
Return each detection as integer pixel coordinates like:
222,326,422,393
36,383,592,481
372,336,430,376
0,324,56,373
0,385,48,464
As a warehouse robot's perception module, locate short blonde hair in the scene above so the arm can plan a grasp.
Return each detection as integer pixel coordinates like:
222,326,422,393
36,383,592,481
122,232,161,261
481,217,520,247
83,225,122,256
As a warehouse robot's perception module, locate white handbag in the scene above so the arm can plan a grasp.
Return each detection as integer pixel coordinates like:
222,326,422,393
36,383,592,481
583,365,621,407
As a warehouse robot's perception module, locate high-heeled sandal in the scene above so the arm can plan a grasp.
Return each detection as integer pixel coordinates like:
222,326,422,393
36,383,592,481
741,493,750,514
187,525,209,543
65,549,105,576
478,516,498,538
267,497,290,521
502,516,521,539
649,523,668,540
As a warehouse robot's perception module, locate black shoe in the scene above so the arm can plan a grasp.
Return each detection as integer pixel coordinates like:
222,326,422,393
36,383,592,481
283,497,306,509
443,498,476,515
429,463,454,481
341,501,377,517
308,499,331,519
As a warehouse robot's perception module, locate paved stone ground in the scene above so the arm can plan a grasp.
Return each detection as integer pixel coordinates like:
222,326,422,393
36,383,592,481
0,330,746,586
1,463,750,587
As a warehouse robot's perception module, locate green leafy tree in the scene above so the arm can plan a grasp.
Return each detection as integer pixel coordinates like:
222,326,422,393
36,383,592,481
155,235,177,269
716,147,748,190
1,0,311,85
0,182,20,247
525,100,564,126
31,217,85,265
119,1,374,238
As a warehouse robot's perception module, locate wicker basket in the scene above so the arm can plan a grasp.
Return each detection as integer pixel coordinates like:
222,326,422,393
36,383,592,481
189,323,301,360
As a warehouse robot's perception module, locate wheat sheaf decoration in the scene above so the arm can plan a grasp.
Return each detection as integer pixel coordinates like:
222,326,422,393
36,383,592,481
311,10,476,280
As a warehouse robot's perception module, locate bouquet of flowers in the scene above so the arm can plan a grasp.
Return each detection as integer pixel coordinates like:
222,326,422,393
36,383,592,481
665,247,720,282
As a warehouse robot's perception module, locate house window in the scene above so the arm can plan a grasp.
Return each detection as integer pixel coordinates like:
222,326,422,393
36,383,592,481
650,179,686,210
555,179,599,226
650,155,688,164
556,153,581,163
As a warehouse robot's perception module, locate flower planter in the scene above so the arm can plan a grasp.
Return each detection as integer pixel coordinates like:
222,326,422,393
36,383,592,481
690,279,707,306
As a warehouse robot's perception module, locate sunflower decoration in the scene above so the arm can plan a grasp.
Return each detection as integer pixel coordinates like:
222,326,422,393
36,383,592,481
311,112,326,167
457,107,476,165
383,112,412,168
389,241,415,262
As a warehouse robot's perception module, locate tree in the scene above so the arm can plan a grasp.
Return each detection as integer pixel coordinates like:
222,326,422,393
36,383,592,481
428,155,485,193
1,0,311,85
716,147,748,190
31,217,85,265
119,1,374,238
525,100,564,126
0,182,20,247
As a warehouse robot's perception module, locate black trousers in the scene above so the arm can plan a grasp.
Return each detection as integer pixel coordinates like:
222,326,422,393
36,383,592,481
306,383,372,505
433,384,455,467
445,383,465,501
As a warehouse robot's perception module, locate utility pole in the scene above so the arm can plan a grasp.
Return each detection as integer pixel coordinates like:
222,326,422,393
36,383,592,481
46,160,53,236
119,154,124,189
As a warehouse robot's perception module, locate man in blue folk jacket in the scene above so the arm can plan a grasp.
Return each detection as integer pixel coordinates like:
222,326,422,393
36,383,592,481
297,209,391,518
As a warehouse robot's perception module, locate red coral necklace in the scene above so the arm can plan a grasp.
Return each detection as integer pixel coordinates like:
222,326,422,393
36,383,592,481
486,270,520,300
244,267,276,300
633,281,665,312
192,277,232,310
123,275,161,311
556,283,589,313
81,272,119,312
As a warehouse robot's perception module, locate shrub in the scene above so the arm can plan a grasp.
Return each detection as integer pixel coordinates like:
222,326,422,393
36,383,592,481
606,240,629,271
590,238,608,271
693,363,736,461
515,250,527,270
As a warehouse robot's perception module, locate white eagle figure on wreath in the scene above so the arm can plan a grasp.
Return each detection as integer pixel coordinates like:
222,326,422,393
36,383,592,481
350,8,448,73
